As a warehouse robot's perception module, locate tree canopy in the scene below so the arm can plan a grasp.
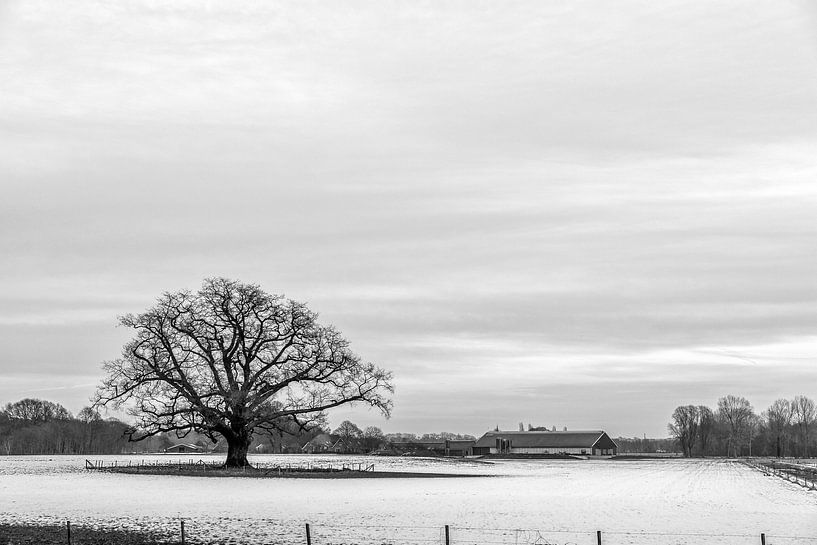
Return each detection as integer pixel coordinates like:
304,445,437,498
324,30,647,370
94,277,393,467
4,398,71,423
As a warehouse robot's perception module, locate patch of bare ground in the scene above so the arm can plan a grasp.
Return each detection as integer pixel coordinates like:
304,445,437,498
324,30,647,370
0,523,169,545
103,466,484,478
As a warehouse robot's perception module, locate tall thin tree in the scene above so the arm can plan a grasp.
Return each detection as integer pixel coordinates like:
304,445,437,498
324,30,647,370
791,395,816,458
763,399,793,458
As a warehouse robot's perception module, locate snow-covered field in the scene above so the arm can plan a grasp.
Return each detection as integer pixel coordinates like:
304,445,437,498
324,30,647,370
1,455,815,545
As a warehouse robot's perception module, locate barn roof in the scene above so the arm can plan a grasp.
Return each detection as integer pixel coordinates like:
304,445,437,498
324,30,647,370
389,439,446,448
445,439,476,447
303,433,335,448
473,430,612,449
164,443,202,451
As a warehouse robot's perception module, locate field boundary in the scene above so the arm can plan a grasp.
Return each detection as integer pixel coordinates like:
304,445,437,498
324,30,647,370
11,520,812,545
85,458,376,474
744,459,817,490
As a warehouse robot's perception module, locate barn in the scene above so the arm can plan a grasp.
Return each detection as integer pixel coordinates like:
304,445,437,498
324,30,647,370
472,430,618,456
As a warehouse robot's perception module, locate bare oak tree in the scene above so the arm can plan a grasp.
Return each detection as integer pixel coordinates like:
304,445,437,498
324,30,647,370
94,278,393,468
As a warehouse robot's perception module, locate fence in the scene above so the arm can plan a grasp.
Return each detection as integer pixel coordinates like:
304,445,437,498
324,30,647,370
84,459,375,474
32,520,815,545
744,459,817,490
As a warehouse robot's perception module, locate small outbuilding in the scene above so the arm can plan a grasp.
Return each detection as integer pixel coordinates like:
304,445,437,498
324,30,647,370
472,430,618,456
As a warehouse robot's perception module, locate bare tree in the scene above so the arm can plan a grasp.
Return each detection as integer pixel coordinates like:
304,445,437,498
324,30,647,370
0,412,12,455
333,420,363,452
94,278,393,468
362,426,385,452
791,395,816,458
78,407,102,424
746,412,761,457
717,395,754,457
668,405,699,457
763,398,793,458
697,405,714,456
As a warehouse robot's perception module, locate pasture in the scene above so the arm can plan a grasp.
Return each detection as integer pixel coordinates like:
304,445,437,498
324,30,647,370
1,456,815,545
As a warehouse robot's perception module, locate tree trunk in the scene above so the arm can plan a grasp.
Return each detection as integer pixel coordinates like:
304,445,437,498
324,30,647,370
224,433,252,468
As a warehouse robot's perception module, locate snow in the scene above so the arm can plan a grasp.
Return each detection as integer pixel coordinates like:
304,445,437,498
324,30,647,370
1,456,815,545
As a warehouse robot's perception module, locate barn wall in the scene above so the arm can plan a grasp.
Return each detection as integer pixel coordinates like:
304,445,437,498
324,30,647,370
592,433,619,451
487,447,596,455
510,447,590,454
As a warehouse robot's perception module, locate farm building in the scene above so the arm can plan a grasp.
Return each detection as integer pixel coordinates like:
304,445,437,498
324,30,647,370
472,430,618,456
330,437,362,454
164,443,202,454
444,439,475,456
386,439,476,456
301,433,336,454
388,439,446,455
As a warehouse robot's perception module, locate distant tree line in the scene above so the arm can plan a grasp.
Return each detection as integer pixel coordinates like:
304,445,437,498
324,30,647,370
0,399,477,456
0,398,131,455
266,419,475,454
383,431,477,442
613,436,679,454
668,394,816,458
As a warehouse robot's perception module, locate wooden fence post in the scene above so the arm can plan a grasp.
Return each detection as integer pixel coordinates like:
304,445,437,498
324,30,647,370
66,520,71,545
181,520,185,545
445,525,450,545
761,533,766,545
596,530,602,545
306,523,312,545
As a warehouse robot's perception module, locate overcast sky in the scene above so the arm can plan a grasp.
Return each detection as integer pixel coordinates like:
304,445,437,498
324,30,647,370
1,0,816,438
